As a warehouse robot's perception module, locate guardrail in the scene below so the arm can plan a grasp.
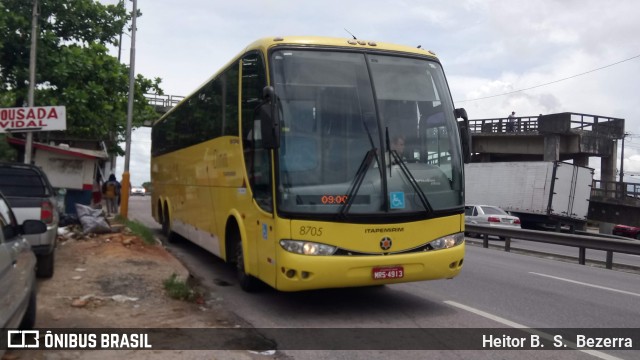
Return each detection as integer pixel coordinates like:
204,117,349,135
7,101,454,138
465,224,640,270
591,179,640,200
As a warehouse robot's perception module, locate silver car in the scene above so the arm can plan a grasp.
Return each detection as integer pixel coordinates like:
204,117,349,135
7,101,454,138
0,192,47,356
464,204,521,238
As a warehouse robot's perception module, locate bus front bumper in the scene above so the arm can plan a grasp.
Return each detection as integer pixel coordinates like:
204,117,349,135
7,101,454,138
274,243,464,292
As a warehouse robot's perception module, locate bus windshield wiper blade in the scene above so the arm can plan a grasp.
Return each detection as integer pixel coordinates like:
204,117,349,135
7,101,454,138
389,150,434,213
339,149,377,218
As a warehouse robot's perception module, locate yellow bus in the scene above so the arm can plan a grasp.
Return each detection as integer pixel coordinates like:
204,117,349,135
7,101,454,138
151,36,471,292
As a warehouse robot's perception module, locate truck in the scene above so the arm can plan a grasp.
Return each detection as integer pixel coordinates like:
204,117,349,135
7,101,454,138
464,161,594,230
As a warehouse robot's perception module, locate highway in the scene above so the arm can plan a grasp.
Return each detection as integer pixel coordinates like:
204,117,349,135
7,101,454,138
128,196,639,360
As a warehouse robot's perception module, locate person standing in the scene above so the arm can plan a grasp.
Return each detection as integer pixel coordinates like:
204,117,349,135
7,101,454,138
507,111,516,132
102,174,121,216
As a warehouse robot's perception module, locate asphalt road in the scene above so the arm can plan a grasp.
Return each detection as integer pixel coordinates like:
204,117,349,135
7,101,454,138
128,196,639,360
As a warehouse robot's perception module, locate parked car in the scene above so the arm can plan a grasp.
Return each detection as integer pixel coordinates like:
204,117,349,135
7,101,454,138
130,186,146,196
612,224,640,239
464,204,521,239
0,192,47,353
0,162,59,278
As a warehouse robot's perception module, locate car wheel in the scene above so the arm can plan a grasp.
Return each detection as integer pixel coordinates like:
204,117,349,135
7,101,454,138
36,251,55,278
19,288,37,330
636,233,640,240
235,241,261,292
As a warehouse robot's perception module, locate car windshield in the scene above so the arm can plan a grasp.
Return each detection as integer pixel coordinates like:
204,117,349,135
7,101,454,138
271,49,463,217
481,206,507,215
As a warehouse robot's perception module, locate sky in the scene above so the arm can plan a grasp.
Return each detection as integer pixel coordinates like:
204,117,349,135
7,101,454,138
103,0,640,187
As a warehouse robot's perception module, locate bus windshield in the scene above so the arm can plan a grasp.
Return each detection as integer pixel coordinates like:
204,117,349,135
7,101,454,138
271,49,463,217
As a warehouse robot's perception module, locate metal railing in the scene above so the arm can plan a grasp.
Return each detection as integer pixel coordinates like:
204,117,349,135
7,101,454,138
566,112,624,133
469,112,624,135
465,224,640,270
591,179,640,200
469,116,539,134
144,93,184,108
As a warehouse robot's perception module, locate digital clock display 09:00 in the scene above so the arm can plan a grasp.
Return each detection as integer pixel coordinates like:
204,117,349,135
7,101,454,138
320,195,348,204
296,195,370,205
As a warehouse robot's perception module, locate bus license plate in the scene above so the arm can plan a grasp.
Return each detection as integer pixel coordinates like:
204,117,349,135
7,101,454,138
372,266,404,280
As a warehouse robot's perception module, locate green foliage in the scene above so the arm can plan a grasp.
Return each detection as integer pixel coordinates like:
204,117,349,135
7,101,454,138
141,181,152,193
163,273,200,302
0,135,18,161
0,0,163,155
116,215,156,245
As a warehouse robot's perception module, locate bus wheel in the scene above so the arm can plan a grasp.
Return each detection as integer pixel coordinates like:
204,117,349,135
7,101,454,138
162,205,178,243
235,241,260,292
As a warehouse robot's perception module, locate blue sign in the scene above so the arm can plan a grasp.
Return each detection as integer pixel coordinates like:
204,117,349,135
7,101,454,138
262,223,268,240
390,192,405,209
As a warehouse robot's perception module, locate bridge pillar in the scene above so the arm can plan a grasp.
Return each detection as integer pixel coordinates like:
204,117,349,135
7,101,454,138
543,135,560,161
599,140,618,234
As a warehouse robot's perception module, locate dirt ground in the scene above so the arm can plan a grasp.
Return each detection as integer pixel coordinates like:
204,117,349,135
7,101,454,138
3,224,278,360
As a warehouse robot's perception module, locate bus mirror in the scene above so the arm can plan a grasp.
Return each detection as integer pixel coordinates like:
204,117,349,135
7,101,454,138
259,86,280,149
455,108,472,163
454,108,468,121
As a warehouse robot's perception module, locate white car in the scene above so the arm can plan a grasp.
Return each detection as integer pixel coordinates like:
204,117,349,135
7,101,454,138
131,187,146,196
464,204,521,239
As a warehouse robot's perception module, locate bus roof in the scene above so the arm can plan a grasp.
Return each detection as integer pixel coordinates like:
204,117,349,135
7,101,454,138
242,36,439,59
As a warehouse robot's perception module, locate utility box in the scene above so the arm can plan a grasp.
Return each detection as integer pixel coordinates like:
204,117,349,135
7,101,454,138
465,161,593,230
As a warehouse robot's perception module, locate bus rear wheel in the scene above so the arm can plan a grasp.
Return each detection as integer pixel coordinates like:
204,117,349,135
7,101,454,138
162,205,178,243
235,241,260,292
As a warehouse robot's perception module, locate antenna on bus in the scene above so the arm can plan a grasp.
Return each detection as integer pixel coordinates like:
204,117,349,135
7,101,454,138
344,28,357,40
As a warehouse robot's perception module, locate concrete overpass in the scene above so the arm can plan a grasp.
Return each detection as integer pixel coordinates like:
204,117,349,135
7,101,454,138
469,112,640,227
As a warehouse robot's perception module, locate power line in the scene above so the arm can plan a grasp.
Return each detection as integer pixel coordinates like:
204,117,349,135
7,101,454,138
456,53,640,103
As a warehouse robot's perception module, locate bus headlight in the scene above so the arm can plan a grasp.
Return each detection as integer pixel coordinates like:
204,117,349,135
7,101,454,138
429,233,465,250
280,240,337,255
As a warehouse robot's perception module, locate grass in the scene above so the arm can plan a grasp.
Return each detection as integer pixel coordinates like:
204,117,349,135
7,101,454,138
163,273,200,302
115,215,156,245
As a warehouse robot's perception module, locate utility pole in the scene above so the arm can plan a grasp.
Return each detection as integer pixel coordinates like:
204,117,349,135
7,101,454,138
618,133,630,200
111,0,125,175
120,0,137,218
25,0,39,164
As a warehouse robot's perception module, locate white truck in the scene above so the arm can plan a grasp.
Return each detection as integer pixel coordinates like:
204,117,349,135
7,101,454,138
465,161,594,230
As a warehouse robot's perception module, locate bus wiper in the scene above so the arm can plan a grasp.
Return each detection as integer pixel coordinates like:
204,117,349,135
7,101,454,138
389,144,434,213
339,148,377,218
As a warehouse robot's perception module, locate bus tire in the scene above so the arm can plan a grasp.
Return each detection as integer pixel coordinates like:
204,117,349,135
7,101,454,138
162,204,178,243
235,241,260,292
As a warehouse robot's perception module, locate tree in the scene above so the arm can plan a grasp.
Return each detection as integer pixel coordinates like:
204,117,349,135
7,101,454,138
0,0,163,156
141,181,152,193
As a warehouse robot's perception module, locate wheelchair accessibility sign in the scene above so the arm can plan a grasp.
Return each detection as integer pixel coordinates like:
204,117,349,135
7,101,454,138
389,192,405,209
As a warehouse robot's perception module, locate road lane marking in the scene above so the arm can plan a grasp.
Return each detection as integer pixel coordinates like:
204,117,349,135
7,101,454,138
529,272,640,297
444,300,622,360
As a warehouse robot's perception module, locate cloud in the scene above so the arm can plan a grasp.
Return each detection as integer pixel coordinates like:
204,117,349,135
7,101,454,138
100,0,640,186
